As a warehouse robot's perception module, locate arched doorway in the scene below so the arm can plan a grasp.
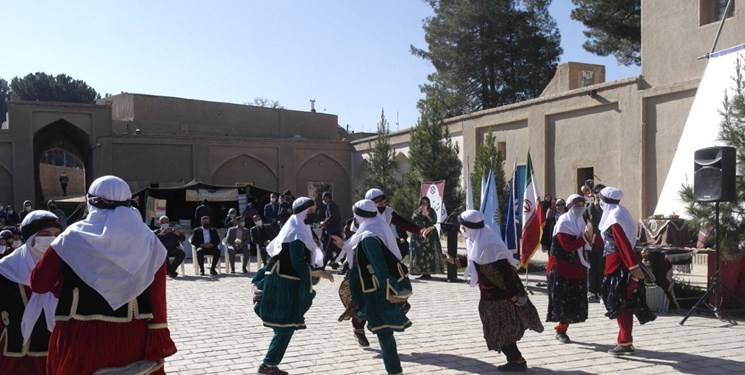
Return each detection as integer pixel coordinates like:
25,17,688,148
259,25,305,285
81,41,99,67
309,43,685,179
33,119,93,204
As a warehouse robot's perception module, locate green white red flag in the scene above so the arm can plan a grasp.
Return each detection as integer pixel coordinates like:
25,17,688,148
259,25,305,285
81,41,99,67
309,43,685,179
520,152,543,267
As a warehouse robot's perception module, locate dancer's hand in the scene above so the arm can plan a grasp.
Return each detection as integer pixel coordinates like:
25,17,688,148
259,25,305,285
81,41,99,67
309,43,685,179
422,226,435,236
330,235,344,248
445,254,455,265
318,270,335,283
630,266,645,281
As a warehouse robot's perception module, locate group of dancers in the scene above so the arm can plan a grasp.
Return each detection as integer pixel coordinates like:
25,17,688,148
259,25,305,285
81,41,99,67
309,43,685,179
0,175,657,375
252,186,657,374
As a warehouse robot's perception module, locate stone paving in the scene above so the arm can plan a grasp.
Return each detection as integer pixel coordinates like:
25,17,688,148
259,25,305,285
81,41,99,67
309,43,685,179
163,260,745,375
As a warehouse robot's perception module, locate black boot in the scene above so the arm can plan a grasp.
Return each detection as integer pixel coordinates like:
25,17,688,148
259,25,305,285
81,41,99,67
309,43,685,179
353,329,370,347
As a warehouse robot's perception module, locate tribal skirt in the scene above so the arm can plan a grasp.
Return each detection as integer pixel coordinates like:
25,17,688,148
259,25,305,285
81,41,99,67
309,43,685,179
546,268,588,324
601,267,657,324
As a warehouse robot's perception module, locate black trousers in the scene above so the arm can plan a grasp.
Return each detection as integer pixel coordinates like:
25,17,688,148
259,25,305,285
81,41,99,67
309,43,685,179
227,246,248,271
166,248,185,273
196,247,221,271
502,342,523,362
587,245,606,294
322,234,341,265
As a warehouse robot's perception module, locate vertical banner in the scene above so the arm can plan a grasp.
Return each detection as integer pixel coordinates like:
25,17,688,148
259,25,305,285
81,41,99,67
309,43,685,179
421,180,447,228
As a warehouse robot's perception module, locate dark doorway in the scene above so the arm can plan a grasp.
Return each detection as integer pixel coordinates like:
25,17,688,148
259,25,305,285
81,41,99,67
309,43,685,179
577,167,594,194
33,120,93,205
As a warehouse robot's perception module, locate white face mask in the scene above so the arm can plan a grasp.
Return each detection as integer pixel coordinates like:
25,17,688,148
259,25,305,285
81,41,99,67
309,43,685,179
32,236,55,256
459,226,469,238
599,200,608,211
255,220,263,227
270,198,277,203
7,210,13,214
230,213,236,218
0,244,6,254
12,240,22,248
160,223,169,229
571,206,585,216
237,221,244,227
24,206,32,212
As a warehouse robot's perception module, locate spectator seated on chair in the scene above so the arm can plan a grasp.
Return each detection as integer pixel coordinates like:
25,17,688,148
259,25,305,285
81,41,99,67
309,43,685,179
190,216,221,276
154,216,186,278
226,216,251,273
250,214,278,266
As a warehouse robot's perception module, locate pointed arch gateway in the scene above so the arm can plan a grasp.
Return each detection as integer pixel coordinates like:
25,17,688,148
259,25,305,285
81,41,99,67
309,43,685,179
212,154,278,190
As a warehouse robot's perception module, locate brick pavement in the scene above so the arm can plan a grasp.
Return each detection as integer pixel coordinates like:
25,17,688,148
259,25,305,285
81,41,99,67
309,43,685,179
164,263,745,374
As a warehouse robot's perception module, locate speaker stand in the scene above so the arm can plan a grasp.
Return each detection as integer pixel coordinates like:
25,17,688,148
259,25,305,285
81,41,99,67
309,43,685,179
680,202,745,325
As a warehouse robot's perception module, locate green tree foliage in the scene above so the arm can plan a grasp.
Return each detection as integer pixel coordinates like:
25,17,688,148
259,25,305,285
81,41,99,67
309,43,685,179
570,0,641,66
390,108,463,217
471,129,507,219
411,0,562,118
680,58,745,259
0,78,10,122
10,72,99,103
359,109,400,197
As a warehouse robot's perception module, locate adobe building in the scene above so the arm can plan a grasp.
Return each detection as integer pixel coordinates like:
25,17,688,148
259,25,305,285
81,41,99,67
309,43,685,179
353,0,744,220
1,93,354,218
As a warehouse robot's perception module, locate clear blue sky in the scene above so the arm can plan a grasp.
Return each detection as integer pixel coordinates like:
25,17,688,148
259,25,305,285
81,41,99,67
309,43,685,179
2,1,639,133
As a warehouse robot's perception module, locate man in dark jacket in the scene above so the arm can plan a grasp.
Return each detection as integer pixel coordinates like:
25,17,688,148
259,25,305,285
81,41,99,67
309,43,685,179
192,199,215,229
249,214,278,265
190,215,221,275
155,216,186,278
320,192,342,268
277,190,294,227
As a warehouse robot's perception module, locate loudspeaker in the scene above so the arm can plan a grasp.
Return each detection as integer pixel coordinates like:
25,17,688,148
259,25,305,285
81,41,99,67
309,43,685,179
694,146,736,202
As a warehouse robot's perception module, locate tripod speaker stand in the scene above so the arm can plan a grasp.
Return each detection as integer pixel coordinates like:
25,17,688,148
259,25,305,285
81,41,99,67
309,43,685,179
680,146,745,324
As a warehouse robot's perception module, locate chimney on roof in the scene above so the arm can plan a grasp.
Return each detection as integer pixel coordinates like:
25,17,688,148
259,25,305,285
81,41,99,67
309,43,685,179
310,99,316,113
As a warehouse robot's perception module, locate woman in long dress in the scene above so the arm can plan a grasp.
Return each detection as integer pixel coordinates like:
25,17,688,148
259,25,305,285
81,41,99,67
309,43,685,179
252,197,334,375
409,196,443,279
546,194,593,344
30,175,177,374
340,199,412,375
447,210,543,372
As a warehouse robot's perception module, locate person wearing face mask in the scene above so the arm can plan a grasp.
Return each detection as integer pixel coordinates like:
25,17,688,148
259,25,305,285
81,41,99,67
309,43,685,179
155,216,186,278
364,188,434,261
277,190,294,228
251,214,278,266
19,200,34,221
191,216,222,276
29,175,177,374
226,216,251,273
546,194,594,344
252,197,334,375
409,196,443,280
446,210,543,372
224,208,239,229
0,210,62,374
0,229,14,259
337,199,412,375
541,198,565,253
4,205,21,226
598,187,655,356
264,193,281,228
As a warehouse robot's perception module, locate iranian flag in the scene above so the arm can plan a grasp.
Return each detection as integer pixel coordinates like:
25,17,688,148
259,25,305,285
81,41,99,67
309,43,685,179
520,152,543,267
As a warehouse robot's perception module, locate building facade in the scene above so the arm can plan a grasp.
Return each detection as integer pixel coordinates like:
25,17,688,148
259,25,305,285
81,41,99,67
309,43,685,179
352,0,744,220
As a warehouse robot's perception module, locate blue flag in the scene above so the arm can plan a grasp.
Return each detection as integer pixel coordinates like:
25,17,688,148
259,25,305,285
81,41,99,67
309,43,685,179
480,168,501,237
503,167,519,260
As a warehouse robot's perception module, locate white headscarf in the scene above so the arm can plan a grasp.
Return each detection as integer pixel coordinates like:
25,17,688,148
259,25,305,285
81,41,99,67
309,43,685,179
553,194,590,269
598,187,637,248
0,210,61,343
50,176,167,311
459,210,518,287
336,200,401,267
364,187,398,237
266,197,324,268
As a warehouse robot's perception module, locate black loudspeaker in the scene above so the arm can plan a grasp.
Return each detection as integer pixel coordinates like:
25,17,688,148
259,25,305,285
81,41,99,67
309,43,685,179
694,146,736,202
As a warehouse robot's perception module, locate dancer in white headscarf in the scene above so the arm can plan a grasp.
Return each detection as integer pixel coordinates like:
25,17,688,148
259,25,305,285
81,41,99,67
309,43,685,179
253,197,334,375
339,199,412,375
30,175,177,374
546,194,594,344
364,188,433,260
0,210,61,374
598,186,655,356
447,210,543,372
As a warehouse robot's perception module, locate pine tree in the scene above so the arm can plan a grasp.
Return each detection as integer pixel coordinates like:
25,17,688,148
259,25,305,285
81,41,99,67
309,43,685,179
359,109,399,198
411,0,562,118
390,108,463,217
571,0,641,66
471,129,507,219
680,57,745,259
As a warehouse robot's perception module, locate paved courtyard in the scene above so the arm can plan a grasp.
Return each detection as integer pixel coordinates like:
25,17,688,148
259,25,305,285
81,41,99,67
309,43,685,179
163,259,745,375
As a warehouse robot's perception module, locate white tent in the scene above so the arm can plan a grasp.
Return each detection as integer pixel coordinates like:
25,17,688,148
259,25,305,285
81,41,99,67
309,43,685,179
654,44,745,218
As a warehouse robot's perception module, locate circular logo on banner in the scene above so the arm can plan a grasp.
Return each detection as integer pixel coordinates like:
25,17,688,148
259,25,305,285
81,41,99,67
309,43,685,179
429,185,436,194
523,199,532,213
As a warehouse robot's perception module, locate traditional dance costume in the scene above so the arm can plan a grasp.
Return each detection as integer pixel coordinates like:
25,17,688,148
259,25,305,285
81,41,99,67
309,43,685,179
30,176,177,374
547,194,590,342
598,187,655,355
456,210,543,372
253,197,325,375
0,211,62,374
